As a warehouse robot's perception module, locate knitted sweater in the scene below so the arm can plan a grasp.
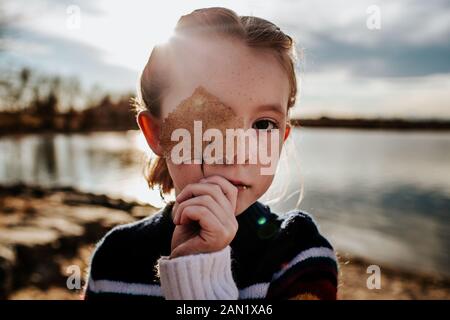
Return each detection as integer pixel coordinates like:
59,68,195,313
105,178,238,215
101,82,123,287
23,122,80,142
84,201,338,300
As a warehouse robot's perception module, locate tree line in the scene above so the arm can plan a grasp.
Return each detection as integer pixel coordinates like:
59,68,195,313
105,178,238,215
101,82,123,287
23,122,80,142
0,67,138,134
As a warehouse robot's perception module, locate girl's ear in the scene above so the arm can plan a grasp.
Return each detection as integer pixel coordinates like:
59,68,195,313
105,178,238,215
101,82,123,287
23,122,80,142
283,123,291,142
137,111,164,156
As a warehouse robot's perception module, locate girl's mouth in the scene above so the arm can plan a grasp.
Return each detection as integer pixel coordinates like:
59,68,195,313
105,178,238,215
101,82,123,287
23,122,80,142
228,179,250,190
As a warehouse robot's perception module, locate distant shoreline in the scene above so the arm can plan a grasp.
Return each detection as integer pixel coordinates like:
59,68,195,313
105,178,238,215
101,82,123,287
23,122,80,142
1,113,450,137
290,117,450,131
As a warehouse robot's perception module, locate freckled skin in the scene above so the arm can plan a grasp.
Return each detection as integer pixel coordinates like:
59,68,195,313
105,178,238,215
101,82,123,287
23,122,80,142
146,36,290,215
137,31,295,258
159,34,290,215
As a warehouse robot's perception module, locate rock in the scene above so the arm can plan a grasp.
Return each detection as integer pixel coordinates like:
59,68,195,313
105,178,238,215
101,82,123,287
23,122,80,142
131,205,159,219
0,245,15,299
0,227,59,247
0,184,158,298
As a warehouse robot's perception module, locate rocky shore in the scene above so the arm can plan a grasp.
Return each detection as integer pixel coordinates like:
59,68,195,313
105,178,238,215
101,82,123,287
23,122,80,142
1,184,449,300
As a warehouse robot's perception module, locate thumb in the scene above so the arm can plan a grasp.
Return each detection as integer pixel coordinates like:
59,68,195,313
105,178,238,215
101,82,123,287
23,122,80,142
170,236,206,258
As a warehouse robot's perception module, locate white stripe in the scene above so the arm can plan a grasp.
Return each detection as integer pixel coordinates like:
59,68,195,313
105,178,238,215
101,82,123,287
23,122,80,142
89,279,270,299
272,247,336,281
238,283,270,299
88,278,163,296
87,247,335,298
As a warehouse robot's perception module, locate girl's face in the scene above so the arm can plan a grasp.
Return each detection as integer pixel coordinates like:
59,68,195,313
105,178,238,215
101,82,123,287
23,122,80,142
160,35,290,215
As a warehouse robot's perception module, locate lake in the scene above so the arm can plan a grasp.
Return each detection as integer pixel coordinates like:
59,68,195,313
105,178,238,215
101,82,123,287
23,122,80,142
0,128,449,277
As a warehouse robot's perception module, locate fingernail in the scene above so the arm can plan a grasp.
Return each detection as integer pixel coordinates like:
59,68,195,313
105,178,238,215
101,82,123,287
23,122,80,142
200,178,207,183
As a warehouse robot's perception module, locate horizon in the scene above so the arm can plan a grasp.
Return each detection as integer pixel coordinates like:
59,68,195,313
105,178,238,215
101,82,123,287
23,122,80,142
1,0,449,120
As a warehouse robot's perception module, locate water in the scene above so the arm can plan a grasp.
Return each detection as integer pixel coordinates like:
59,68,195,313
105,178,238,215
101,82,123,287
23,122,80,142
0,128,449,277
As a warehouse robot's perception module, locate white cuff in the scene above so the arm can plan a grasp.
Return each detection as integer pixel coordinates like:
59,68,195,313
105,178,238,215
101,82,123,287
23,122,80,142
158,246,239,300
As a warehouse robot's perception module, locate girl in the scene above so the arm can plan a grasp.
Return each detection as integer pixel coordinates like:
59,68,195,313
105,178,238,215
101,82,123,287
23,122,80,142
84,7,338,300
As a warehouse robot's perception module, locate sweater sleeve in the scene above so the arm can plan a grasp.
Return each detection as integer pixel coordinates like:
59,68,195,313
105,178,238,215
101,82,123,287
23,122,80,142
158,246,239,300
265,211,338,300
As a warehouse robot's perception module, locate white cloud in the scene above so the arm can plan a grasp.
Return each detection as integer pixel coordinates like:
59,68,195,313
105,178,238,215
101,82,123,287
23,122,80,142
293,71,450,119
2,0,449,118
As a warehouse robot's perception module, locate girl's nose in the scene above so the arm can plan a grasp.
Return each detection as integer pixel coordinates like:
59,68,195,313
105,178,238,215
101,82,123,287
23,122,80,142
220,131,257,165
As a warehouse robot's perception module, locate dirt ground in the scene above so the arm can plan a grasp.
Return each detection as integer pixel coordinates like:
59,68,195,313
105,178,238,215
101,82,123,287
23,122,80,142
1,185,449,300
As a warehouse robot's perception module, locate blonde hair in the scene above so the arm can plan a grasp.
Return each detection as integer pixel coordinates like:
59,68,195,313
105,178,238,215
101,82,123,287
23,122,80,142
135,7,299,194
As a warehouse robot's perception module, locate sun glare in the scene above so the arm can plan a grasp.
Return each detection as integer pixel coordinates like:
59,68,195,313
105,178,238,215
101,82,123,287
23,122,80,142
98,0,252,72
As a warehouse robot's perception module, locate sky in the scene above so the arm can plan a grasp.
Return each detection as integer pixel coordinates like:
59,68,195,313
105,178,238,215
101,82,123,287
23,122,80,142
1,0,449,119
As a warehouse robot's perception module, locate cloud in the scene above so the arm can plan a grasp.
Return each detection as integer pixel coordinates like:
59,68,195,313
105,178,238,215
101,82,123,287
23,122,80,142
267,0,450,77
2,0,449,118
302,30,450,77
292,70,450,119
1,26,138,92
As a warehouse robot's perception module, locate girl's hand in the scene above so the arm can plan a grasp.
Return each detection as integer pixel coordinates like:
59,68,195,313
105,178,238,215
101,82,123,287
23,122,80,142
170,175,238,258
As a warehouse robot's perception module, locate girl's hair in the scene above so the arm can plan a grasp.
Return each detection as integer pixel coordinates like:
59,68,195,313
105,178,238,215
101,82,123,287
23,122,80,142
135,7,298,194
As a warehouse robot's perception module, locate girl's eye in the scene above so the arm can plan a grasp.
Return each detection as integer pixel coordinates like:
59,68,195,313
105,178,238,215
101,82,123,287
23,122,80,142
252,119,279,131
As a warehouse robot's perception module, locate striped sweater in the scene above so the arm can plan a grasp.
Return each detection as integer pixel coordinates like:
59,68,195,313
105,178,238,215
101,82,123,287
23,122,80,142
84,201,338,300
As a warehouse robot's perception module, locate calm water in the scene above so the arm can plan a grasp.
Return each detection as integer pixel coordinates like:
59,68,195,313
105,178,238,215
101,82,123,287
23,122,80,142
0,128,449,277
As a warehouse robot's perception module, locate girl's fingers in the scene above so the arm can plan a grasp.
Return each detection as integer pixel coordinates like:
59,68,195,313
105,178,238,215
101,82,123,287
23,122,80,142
172,201,179,222
199,175,238,213
170,236,205,258
175,195,235,229
176,182,230,212
178,205,221,236
176,205,235,252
